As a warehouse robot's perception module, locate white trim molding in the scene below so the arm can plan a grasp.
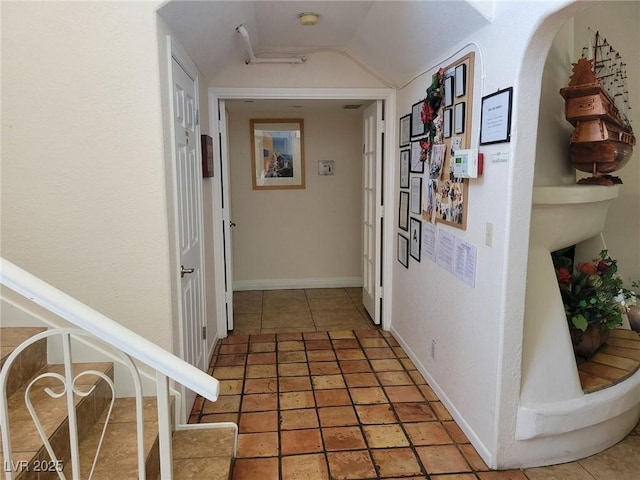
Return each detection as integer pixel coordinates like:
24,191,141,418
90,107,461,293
233,277,363,291
209,86,396,332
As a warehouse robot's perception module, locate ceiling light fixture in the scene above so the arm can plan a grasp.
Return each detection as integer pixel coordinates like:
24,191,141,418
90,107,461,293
298,12,319,26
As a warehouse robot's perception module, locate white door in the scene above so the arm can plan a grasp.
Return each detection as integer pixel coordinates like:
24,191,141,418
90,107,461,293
172,57,207,374
362,101,383,325
217,100,234,331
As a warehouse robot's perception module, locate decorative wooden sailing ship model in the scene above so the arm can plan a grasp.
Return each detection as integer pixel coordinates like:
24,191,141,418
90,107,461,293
560,28,635,185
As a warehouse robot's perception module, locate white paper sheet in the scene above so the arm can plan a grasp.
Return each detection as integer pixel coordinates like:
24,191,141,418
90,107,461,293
422,223,437,262
436,230,456,273
454,239,477,287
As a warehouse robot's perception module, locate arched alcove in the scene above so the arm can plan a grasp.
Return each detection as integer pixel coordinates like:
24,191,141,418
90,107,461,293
506,0,640,468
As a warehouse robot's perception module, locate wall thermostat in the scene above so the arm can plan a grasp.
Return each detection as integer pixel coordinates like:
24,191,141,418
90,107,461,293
452,149,483,178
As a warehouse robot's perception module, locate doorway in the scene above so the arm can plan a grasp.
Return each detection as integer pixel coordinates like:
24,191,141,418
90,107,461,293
167,40,208,420
209,88,396,336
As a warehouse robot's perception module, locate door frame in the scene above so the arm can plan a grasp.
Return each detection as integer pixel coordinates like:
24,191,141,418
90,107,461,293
208,87,396,331
166,36,208,420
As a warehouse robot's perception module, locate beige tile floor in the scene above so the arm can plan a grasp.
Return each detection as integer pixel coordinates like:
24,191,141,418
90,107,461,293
232,287,375,335
191,288,640,480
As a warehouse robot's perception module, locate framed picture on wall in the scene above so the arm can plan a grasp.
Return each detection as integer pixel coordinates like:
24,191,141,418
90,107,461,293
250,118,305,190
455,64,466,97
410,176,422,215
201,134,214,177
398,234,409,268
410,141,425,173
444,76,454,107
400,149,410,188
443,109,452,139
409,217,422,261
399,191,409,231
411,100,426,139
454,102,466,134
480,87,513,145
399,114,411,147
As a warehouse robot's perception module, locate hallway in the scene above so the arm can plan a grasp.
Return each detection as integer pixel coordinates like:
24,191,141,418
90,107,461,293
189,289,640,479
232,288,375,335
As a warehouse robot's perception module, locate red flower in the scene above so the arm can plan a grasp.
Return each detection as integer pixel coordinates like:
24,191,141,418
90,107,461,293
421,102,434,123
420,140,432,153
578,262,598,275
597,261,609,272
556,267,572,284
426,106,434,122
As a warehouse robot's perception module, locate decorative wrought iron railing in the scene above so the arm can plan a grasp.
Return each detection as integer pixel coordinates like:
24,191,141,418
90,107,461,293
0,258,237,479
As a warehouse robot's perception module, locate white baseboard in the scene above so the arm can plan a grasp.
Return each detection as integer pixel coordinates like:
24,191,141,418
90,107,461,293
390,325,495,468
233,277,362,291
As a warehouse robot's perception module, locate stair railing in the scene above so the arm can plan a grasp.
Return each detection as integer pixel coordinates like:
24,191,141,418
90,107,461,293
0,258,222,480
1,328,143,480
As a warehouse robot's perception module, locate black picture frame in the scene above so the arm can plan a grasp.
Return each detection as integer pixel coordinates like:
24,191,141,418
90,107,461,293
443,109,452,139
444,76,454,107
454,102,466,134
410,176,422,215
455,64,466,97
399,114,411,147
399,191,409,231
409,217,422,262
480,87,513,145
410,100,425,139
400,149,410,188
398,234,409,268
410,141,425,173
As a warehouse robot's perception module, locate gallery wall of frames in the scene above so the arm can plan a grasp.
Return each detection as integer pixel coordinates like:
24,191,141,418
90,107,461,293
397,53,475,276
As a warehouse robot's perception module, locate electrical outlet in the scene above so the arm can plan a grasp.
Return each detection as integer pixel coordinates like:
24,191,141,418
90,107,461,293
485,222,494,246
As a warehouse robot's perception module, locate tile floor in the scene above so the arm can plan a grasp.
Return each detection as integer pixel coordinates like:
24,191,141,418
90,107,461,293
232,288,374,335
190,288,640,480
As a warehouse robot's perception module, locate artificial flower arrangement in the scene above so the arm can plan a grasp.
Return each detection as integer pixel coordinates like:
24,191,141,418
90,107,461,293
419,68,445,158
552,249,637,346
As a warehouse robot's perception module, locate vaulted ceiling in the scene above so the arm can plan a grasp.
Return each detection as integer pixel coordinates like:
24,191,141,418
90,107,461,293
158,1,493,88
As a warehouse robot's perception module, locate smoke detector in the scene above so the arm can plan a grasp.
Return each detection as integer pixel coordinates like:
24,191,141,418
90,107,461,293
298,12,319,26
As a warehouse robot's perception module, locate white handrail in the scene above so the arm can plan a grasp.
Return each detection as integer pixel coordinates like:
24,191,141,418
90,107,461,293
0,258,219,402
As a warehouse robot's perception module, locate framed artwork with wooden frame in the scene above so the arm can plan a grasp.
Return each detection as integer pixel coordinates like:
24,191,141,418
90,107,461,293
201,134,214,177
250,119,305,190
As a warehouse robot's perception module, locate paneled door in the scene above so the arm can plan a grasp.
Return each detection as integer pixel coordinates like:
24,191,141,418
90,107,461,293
362,100,383,325
172,56,206,377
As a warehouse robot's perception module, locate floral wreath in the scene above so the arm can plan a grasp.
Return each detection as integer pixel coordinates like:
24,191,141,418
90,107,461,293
420,68,445,159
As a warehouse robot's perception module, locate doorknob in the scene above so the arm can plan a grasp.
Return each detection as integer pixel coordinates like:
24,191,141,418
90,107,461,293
181,265,195,278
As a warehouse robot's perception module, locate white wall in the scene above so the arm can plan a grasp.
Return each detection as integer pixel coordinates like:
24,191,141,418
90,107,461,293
228,108,364,287
392,0,583,469
1,2,175,349
534,1,639,284
575,2,640,284
211,51,388,89
534,18,576,187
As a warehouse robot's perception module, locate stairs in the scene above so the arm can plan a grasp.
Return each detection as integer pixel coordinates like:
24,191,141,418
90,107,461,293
1,327,235,479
